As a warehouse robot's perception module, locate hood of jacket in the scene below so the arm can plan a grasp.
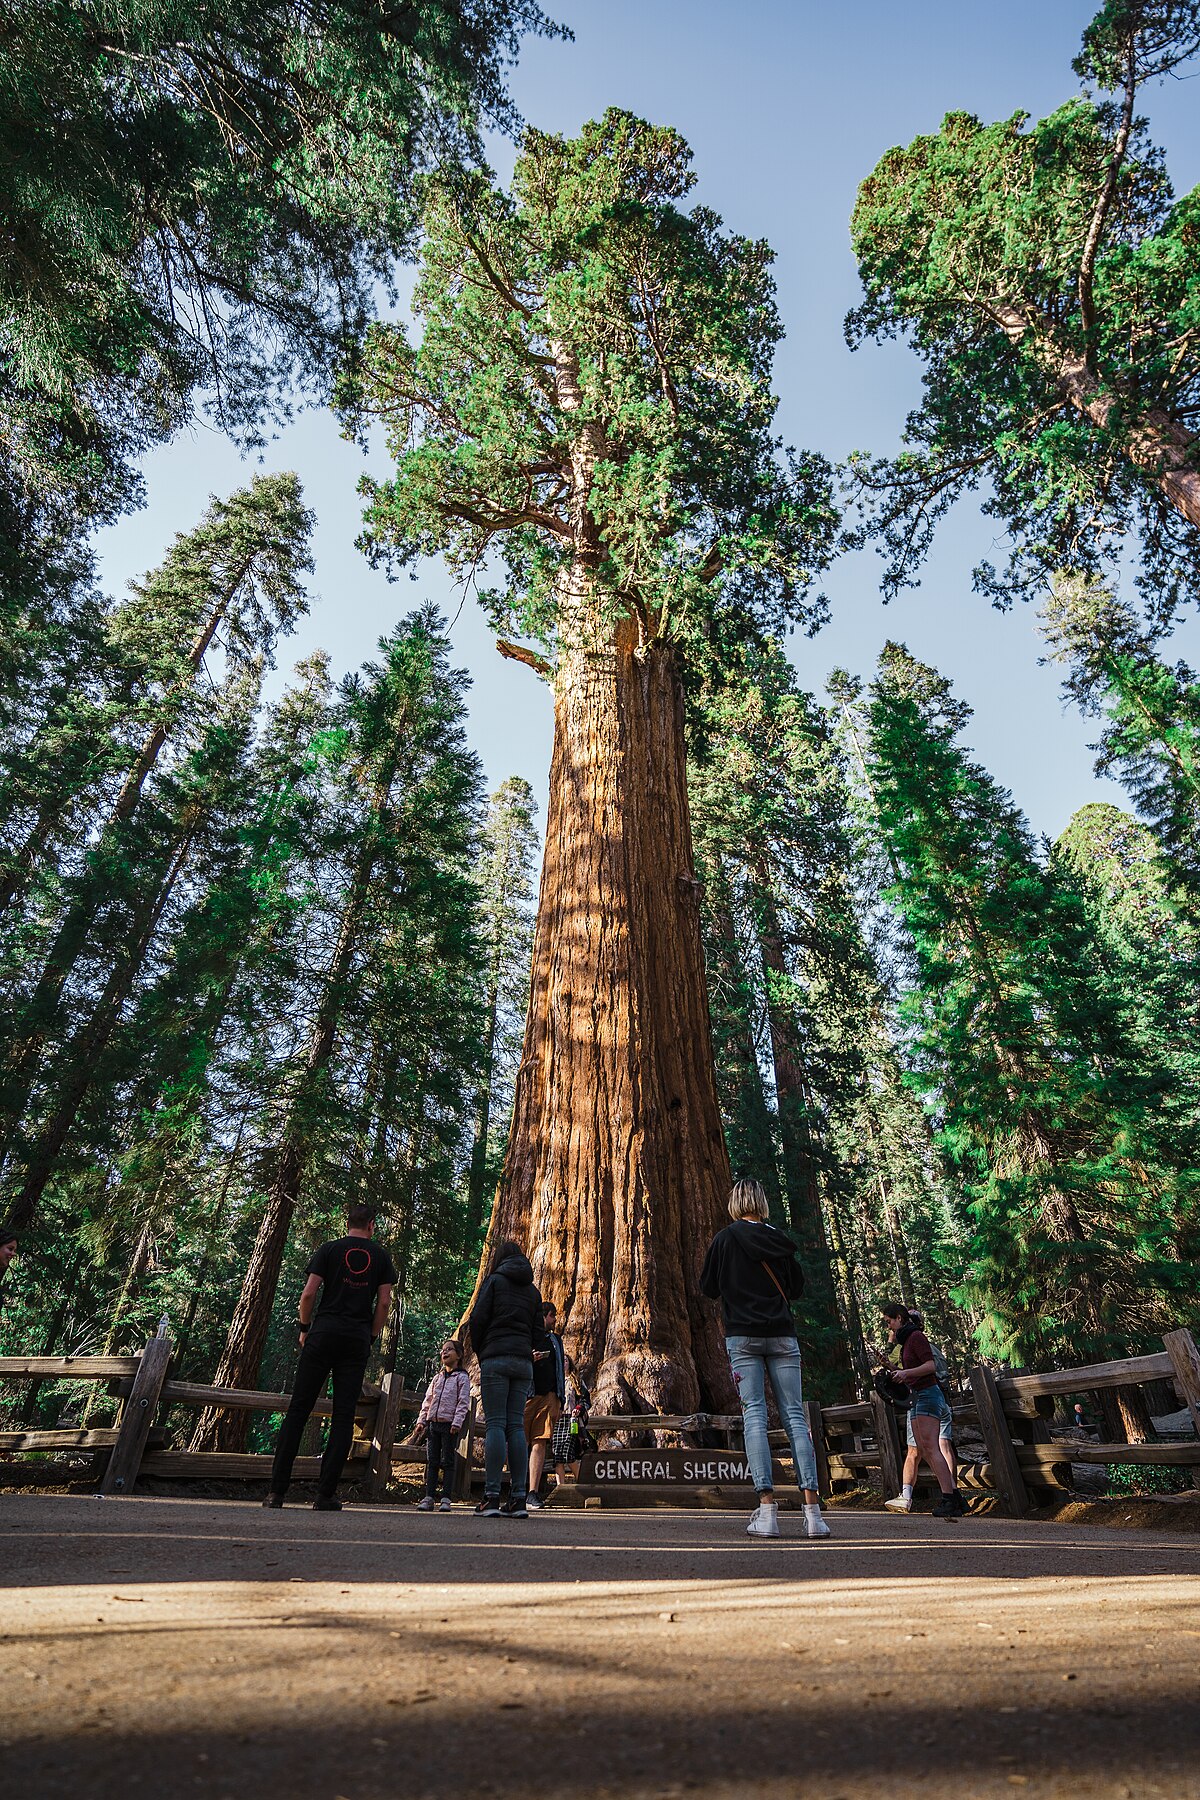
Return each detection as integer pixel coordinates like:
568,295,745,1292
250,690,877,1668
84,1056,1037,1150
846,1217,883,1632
726,1219,796,1261
493,1252,534,1286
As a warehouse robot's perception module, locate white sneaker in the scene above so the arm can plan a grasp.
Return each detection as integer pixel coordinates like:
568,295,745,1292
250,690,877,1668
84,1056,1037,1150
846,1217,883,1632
416,1496,435,1511
438,1498,452,1512
883,1494,912,1513
747,1502,780,1538
804,1507,831,1539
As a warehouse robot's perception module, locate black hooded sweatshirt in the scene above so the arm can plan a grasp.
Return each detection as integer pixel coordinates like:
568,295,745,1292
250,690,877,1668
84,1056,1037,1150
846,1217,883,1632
699,1220,805,1338
469,1252,551,1363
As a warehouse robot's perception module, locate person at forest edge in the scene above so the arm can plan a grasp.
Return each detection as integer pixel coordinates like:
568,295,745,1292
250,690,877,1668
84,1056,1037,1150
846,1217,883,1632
879,1301,965,1519
468,1238,550,1518
882,1309,956,1512
699,1178,830,1541
263,1203,396,1511
415,1340,471,1510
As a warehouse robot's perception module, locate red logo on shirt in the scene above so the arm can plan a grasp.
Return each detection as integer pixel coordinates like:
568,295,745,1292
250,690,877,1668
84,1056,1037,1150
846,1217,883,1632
344,1246,372,1286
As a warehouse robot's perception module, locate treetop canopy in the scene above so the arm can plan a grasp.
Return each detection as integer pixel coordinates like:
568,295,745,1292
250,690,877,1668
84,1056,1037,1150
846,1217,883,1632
343,108,839,674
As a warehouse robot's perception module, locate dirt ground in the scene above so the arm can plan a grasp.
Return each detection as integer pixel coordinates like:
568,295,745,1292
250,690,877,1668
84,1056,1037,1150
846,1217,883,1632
2,1493,1198,1800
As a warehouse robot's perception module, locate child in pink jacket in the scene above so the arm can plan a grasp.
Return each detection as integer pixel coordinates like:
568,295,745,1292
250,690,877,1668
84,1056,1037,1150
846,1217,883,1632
416,1340,471,1510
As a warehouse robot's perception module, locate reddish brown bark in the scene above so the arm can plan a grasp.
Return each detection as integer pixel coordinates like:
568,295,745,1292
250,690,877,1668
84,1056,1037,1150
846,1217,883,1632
467,631,732,1414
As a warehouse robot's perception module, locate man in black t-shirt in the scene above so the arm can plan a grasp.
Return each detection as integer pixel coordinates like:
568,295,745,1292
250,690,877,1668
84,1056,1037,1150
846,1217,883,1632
264,1203,397,1511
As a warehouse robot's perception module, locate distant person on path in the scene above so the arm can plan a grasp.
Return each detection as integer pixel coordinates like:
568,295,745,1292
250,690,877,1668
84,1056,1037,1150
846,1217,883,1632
416,1339,471,1511
468,1239,550,1519
525,1300,571,1510
700,1178,830,1541
263,1203,396,1512
883,1309,956,1513
878,1301,965,1519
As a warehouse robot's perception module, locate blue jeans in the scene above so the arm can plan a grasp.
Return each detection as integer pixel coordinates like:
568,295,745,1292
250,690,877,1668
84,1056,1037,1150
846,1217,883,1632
726,1335,819,1495
480,1356,533,1499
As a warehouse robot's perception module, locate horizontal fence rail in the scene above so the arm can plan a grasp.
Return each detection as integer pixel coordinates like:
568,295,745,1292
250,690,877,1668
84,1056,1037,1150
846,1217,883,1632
1,1326,1197,1512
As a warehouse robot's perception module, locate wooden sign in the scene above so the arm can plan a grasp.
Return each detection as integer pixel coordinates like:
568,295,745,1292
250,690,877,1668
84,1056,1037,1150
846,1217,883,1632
578,1448,753,1485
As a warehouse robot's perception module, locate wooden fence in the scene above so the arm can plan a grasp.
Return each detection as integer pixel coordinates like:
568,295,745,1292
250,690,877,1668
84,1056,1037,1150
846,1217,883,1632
0,1323,476,1501
2,1324,1198,1514
568,1329,1200,1513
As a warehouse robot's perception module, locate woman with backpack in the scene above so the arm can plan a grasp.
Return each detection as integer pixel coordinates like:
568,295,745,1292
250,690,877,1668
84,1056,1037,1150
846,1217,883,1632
877,1300,965,1519
699,1177,830,1540
468,1238,550,1518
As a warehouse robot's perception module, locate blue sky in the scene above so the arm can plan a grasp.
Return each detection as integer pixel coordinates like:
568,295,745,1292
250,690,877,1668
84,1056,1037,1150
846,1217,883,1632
93,1,1200,839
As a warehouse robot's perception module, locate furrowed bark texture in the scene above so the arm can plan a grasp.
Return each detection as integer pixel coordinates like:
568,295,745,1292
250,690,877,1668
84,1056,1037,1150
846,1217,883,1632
470,634,733,1414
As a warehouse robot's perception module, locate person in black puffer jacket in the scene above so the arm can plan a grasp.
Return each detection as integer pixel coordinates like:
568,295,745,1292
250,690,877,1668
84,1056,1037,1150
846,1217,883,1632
468,1238,550,1518
700,1178,830,1542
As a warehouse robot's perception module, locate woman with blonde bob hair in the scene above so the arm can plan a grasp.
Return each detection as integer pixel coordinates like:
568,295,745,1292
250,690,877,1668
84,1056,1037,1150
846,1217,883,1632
699,1177,829,1540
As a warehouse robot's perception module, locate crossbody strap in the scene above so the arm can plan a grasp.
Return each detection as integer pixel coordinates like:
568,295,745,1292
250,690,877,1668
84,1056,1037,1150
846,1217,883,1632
760,1259,790,1304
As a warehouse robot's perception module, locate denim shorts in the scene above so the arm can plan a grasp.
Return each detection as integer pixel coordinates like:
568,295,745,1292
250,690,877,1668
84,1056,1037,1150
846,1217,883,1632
906,1392,953,1446
909,1383,950,1420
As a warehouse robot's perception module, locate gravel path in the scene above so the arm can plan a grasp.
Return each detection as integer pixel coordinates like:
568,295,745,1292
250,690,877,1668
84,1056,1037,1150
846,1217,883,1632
2,1493,1198,1799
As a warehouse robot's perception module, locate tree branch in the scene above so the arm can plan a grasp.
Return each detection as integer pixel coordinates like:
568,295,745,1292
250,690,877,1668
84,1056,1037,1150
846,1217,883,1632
495,638,553,679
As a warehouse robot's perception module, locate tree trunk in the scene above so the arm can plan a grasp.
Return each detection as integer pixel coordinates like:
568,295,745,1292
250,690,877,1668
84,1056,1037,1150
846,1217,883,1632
175,1111,250,1373
4,822,199,1227
702,867,784,1217
1096,1383,1154,1445
464,947,502,1256
466,632,732,1414
753,883,854,1389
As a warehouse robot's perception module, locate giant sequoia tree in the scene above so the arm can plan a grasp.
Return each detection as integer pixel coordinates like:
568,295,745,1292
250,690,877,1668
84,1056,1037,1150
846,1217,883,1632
848,0,1200,616
347,111,838,1409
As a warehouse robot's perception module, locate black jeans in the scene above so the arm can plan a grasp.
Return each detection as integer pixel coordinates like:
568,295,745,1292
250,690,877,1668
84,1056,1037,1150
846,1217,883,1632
271,1321,370,1498
424,1422,458,1500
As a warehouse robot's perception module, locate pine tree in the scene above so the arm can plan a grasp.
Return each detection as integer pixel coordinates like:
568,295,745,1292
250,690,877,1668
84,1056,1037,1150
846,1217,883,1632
0,474,312,1193
866,641,1200,1371
344,109,838,1411
193,607,485,1442
464,779,539,1260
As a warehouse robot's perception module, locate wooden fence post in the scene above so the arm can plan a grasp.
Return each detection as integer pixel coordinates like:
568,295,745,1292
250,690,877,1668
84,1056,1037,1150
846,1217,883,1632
102,1327,172,1496
868,1393,904,1498
455,1400,478,1501
970,1364,1031,1517
1163,1329,1200,1491
807,1400,831,1499
367,1371,403,1500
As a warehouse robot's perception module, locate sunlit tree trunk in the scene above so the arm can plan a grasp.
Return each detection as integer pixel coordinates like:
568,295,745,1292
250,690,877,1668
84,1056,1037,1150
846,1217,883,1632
468,628,732,1413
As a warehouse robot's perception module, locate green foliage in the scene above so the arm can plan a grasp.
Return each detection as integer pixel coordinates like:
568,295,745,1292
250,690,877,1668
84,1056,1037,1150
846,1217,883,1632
0,0,560,535
864,642,1200,1364
690,637,969,1385
1107,1458,1192,1495
847,5,1200,619
0,489,495,1417
1042,576,1200,897
344,108,838,665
